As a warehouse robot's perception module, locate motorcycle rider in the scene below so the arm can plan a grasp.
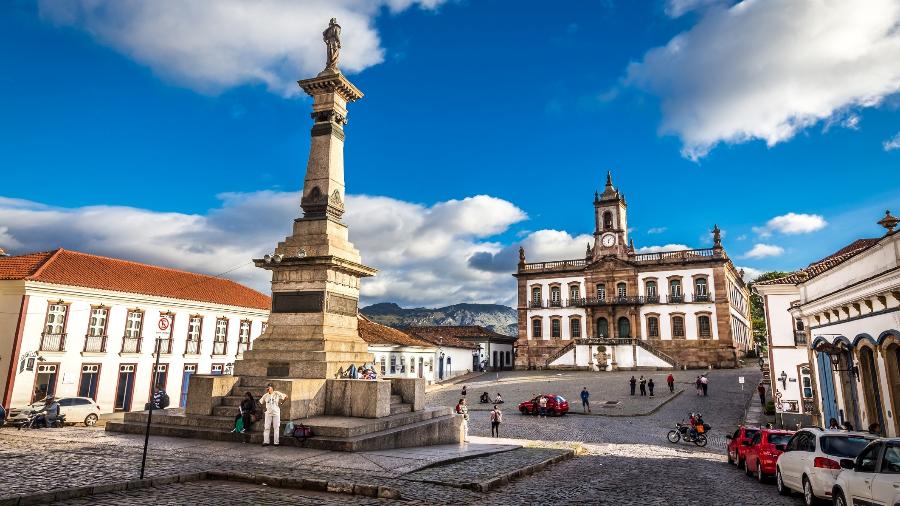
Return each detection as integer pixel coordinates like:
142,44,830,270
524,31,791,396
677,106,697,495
35,396,61,428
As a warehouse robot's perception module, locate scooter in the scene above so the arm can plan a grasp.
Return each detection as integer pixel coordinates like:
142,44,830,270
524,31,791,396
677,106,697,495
13,411,66,430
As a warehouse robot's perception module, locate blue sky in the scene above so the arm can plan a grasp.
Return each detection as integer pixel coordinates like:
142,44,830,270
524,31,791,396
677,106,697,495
2,0,899,307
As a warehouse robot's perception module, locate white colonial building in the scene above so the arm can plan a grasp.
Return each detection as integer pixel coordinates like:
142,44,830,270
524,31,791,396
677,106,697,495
0,249,269,414
759,211,900,436
515,173,752,370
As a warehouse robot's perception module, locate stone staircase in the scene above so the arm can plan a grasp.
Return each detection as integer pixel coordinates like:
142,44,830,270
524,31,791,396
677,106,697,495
106,376,460,452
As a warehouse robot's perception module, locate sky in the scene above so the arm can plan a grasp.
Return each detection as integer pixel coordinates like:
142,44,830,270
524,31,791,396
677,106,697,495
1,0,899,308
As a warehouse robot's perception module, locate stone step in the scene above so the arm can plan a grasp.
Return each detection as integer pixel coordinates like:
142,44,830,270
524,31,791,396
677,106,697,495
287,406,451,438
390,394,402,404
390,403,412,415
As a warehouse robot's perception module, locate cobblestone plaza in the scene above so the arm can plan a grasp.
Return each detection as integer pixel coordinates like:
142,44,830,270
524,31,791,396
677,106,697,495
0,367,806,505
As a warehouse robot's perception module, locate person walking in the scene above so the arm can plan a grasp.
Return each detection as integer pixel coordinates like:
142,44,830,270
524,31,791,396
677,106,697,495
648,378,655,397
700,375,709,396
639,376,647,396
461,385,467,398
456,398,470,442
232,391,255,434
757,382,766,407
538,395,548,417
259,384,286,446
695,376,702,396
666,373,675,393
490,404,502,437
629,376,637,396
580,387,591,413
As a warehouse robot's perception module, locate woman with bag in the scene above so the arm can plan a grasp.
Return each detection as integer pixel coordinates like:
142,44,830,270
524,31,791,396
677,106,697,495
232,392,255,434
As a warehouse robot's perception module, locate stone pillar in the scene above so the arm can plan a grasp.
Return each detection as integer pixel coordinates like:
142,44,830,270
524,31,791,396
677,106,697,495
233,68,375,382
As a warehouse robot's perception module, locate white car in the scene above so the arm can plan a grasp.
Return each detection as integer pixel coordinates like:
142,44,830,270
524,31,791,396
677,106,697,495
775,428,876,506
10,397,102,426
832,438,900,506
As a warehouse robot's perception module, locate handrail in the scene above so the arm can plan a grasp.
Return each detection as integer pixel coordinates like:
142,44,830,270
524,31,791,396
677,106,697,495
545,341,576,367
521,259,587,272
543,337,678,368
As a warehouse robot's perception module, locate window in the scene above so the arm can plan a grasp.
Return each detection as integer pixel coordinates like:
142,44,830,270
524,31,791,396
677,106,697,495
596,283,606,300
186,316,202,354
694,278,708,298
213,318,228,355
237,320,251,353
698,315,712,338
380,356,386,375
645,280,657,297
261,321,268,334
532,318,542,338
570,318,581,338
123,311,142,338
617,317,631,338
531,286,541,306
211,364,224,375
800,367,813,398
821,436,874,458
672,316,685,338
603,211,613,229
569,284,580,303
882,445,900,473
856,443,881,473
78,364,100,400
390,355,397,374
751,433,762,446
795,319,805,331
45,303,67,335
87,307,109,337
596,317,609,338
550,286,561,307
669,279,682,299
551,318,561,338
151,363,168,391
617,282,626,298
647,316,659,338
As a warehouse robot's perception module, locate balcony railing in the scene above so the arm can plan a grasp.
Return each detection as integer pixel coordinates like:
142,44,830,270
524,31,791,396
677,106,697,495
631,247,723,263
520,259,587,272
667,295,685,304
692,294,713,303
794,330,808,346
236,341,250,354
39,333,66,352
152,338,173,356
83,335,107,353
212,341,227,356
527,294,712,308
184,339,200,355
645,295,661,304
121,337,141,354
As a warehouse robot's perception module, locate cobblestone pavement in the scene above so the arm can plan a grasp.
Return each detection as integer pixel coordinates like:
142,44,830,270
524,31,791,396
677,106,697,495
1,367,808,505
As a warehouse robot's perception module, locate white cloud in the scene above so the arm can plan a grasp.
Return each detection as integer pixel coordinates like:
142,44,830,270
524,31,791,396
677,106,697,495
735,266,764,283
37,0,445,96
0,191,527,308
742,243,784,259
884,132,900,151
467,229,594,274
627,0,900,159
665,0,728,18
753,212,827,237
646,227,667,234
635,244,690,253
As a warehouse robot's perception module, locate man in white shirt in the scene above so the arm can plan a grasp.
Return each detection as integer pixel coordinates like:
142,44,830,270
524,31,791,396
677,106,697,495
258,384,286,446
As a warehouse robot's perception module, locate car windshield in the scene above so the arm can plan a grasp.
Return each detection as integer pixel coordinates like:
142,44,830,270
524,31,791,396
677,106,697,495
820,436,875,458
556,396,566,403
768,434,792,446
744,429,759,439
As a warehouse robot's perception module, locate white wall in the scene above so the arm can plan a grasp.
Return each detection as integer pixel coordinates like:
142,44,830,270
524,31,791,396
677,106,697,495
371,346,436,382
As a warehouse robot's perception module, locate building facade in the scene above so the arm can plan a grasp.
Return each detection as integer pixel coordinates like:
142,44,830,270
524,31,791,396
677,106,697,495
0,249,269,414
514,173,752,370
761,212,900,436
406,326,516,371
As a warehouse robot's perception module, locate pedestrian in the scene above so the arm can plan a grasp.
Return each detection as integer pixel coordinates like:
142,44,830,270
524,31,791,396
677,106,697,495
828,417,840,430
757,382,766,406
145,385,170,411
648,378,655,397
490,404,502,437
666,373,675,393
639,376,647,396
629,376,636,396
232,391,255,434
538,395,548,417
258,384,286,446
494,393,504,404
695,376,702,396
461,385,467,398
455,398,470,442
843,421,854,431
700,375,709,396
580,387,591,413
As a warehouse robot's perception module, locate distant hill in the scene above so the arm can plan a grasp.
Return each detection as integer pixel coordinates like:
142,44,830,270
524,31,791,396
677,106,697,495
361,302,517,336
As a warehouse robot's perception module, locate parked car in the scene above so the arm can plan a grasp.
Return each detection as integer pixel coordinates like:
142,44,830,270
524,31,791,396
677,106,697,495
775,428,876,506
9,397,102,427
726,425,760,467
518,394,569,416
743,428,795,482
832,438,900,506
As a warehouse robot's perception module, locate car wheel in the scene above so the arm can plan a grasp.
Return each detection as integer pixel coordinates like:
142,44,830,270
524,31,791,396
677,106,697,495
802,476,817,506
520,408,528,415
756,463,765,483
84,414,99,427
667,430,680,443
832,489,846,506
776,469,790,496
744,458,752,475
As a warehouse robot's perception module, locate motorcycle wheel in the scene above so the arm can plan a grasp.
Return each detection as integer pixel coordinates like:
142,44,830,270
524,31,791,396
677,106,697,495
694,434,708,447
667,430,681,443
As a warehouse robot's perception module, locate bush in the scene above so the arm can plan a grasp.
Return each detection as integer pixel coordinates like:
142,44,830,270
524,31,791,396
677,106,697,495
765,401,776,416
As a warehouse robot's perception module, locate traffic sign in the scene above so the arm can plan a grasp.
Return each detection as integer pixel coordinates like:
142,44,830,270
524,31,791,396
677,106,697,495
157,317,170,331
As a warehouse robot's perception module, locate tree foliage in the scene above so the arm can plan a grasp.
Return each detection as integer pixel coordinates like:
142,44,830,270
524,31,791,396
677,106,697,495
750,271,791,350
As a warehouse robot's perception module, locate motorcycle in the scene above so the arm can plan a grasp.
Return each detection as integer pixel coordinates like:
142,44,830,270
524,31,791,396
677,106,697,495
667,422,708,447
12,411,66,430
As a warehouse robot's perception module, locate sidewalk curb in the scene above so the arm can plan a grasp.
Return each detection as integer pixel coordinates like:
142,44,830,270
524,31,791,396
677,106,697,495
472,448,576,492
568,389,684,417
406,444,521,473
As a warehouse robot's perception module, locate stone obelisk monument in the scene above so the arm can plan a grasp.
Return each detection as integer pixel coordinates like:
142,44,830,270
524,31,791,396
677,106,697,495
234,17,375,385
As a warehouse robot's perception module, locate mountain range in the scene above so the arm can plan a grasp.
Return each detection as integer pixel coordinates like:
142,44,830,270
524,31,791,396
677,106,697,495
360,302,517,336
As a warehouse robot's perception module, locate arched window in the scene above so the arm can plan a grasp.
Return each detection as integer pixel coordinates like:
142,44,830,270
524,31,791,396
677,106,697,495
698,315,711,338
672,316,685,338
647,316,659,338
616,282,627,298
645,280,657,298
570,318,581,338
531,286,542,307
596,317,609,338
596,283,606,300
800,366,813,399
603,211,613,230
531,318,542,338
694,278,708,300
617,317,631,338
551,318,561,338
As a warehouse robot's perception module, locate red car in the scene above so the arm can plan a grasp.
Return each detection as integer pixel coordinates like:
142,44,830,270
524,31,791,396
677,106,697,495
743,429,794,482
726,425,760,467
518,394,569,416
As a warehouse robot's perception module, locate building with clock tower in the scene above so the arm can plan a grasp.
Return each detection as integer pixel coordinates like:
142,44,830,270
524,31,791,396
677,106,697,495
514,173,752,370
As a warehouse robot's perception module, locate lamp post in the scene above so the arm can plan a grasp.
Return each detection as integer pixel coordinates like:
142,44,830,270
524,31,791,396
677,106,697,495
140,335,162,479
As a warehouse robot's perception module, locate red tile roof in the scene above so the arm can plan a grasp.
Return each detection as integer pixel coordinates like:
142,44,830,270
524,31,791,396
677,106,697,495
405,327,481,349
755,238,880,286
0,249,271,310
357,316,434,347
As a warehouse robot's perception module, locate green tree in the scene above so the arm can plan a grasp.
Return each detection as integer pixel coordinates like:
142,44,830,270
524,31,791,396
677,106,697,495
749,271,791,351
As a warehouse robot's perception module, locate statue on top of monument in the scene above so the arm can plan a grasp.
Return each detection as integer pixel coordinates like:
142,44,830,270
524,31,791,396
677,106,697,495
323,18,342,71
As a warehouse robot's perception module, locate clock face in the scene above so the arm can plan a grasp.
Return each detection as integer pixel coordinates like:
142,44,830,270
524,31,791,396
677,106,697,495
602,234,616,247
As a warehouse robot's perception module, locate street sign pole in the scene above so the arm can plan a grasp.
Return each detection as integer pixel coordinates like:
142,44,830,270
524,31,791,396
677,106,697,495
140,315,169,479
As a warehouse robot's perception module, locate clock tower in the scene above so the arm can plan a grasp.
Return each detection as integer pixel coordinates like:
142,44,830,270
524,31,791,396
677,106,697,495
591,171,629,259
